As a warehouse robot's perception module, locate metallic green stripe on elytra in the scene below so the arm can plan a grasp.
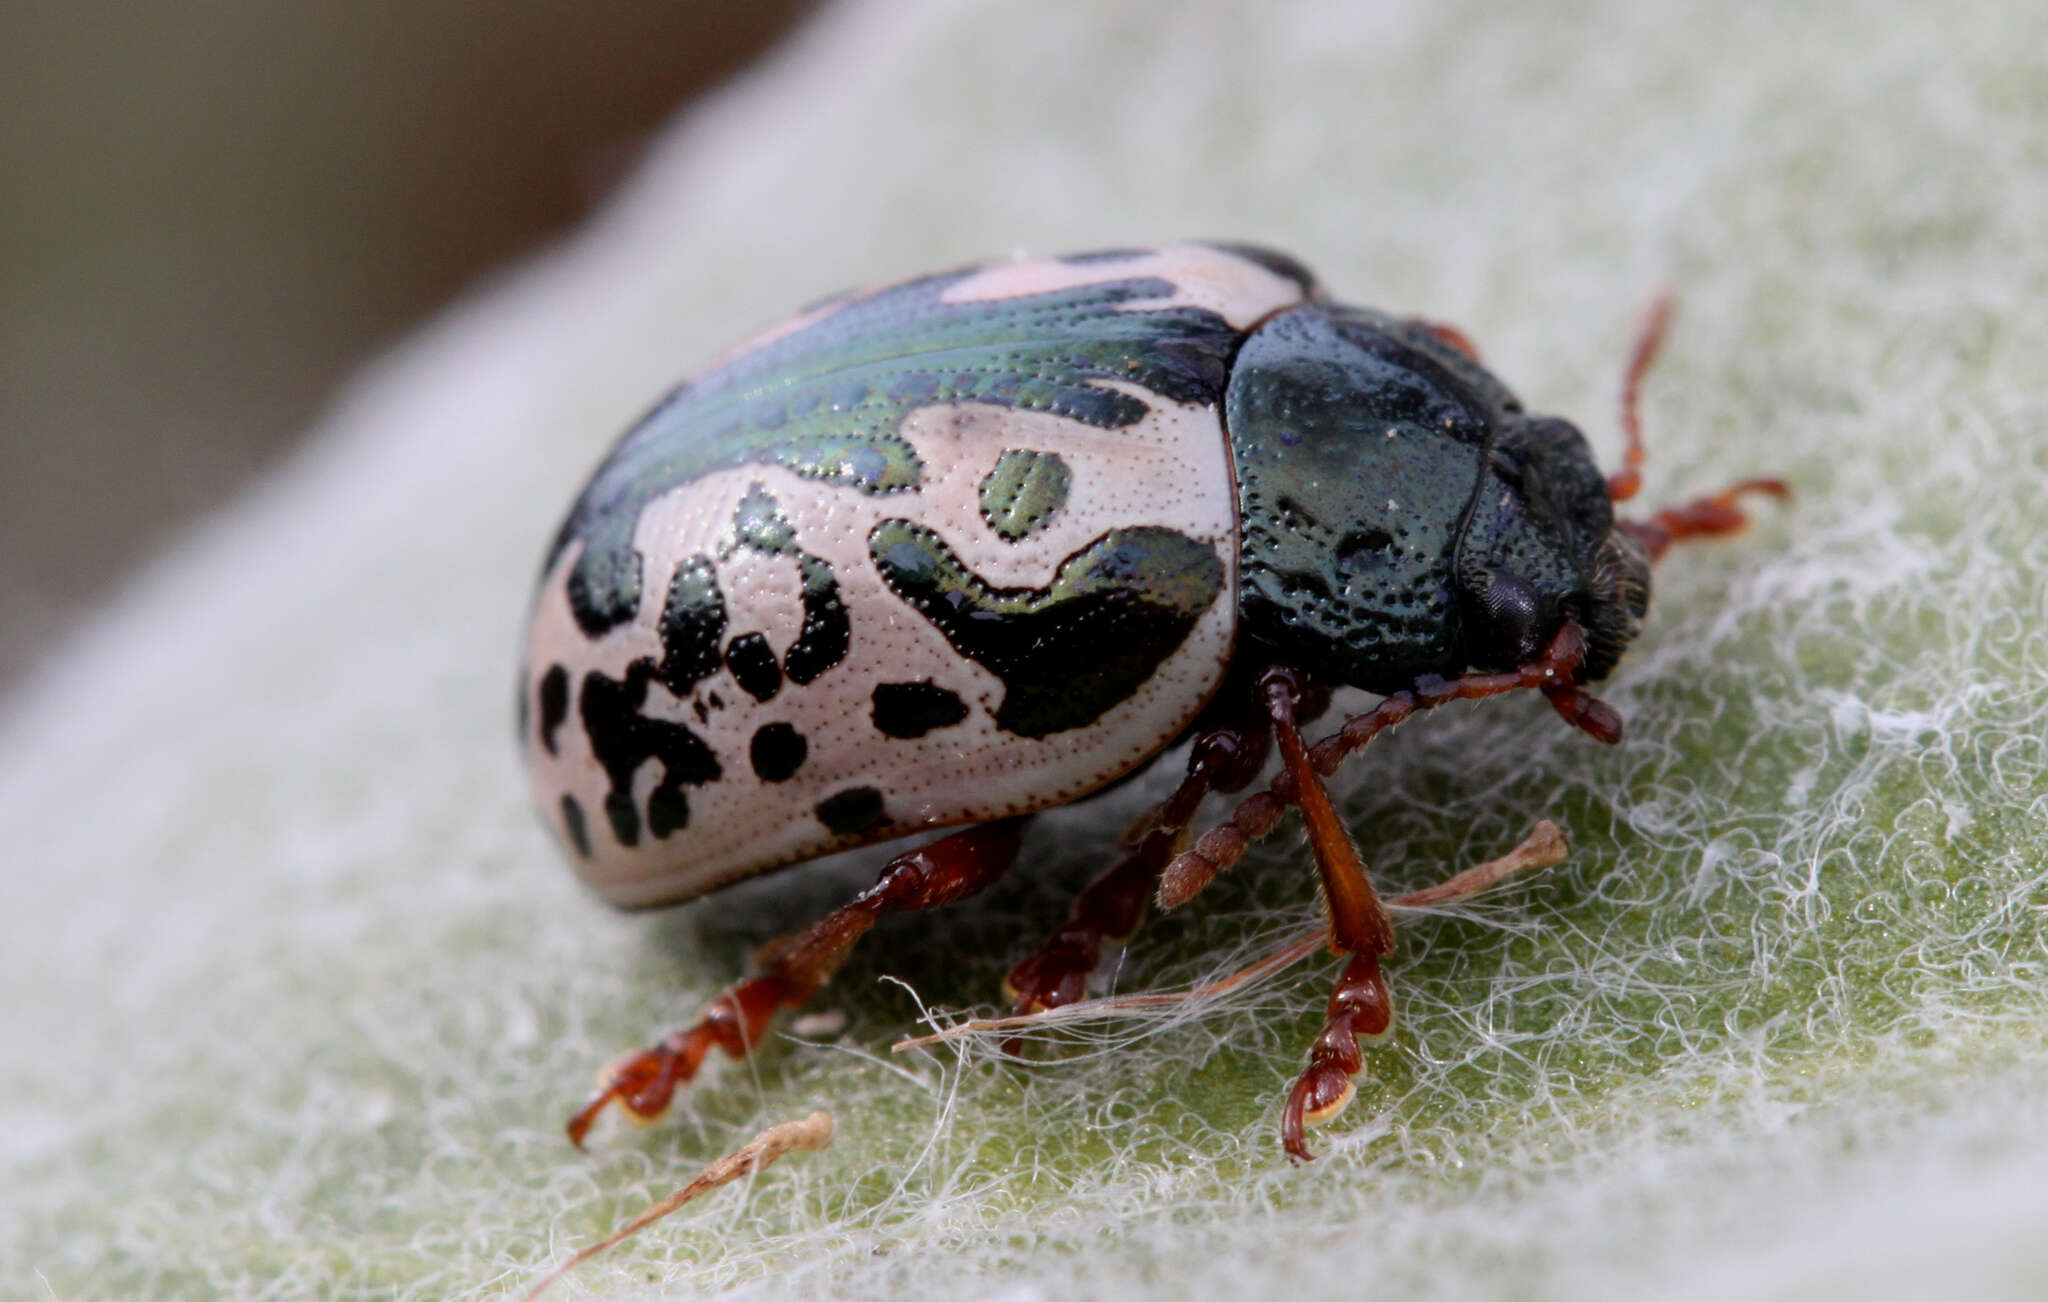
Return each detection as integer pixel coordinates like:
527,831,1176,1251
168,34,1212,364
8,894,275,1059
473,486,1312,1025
549,266,1243,636
978,449,1072,541
868,519,1225,739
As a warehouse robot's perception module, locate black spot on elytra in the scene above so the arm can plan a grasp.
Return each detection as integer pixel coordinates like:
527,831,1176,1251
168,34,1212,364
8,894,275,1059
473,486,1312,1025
537,664,570,755
869,521,1225,738
750,723,807,783
579,664,721,848
725,633,782,701
647,786,690,840
871,680,970,739
559,794,591,859
782,556,850,683
656,555,727,697
816,786,888,836
729,485,851,685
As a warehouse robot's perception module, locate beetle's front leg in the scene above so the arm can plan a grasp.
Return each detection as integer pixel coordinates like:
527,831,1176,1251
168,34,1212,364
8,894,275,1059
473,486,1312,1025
1003,715,1271,1021
1153,626,1621,1159
1160,623,1616,912
1255,665,1400,1161
568,817,1027,1147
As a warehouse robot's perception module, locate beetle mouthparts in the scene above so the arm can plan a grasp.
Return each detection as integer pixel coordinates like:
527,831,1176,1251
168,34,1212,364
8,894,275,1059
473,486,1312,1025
1581,526,1652,682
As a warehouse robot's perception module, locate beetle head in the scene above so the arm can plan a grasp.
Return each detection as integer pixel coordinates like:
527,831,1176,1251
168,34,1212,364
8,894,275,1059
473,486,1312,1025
1455,415,1651,681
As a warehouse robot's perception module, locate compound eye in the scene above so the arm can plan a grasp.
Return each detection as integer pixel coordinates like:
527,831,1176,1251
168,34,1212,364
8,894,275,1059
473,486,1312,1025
1479,569,1551,664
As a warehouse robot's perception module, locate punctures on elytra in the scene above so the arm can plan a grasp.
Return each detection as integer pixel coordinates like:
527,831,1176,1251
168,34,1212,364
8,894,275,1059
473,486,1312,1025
868,520,1225,739
728,486,852,686
548,269,1241,637
656,555,727,698
579,664,721,848
732,484,798,554
561,529,646,638
527,245,1288,908
537,664,569,755
815,786,888,837
979,449,1072,541
724,634,782,702
750,723,808,783
871,680,971,739
782,556,849,684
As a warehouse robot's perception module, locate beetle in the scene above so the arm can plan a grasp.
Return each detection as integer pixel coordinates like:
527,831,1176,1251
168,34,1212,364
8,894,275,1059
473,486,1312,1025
520,243,1782,1159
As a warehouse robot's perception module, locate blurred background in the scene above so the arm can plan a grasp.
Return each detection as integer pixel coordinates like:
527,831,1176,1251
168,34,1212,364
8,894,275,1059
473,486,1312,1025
0,1,812,688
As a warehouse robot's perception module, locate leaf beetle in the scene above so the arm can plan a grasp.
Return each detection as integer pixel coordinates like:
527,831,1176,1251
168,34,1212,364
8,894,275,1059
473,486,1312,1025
519,243,1783,1159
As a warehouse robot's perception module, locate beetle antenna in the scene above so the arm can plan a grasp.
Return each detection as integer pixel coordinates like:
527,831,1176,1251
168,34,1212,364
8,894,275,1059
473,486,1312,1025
1624,478,1791,563
1607,290,1674,503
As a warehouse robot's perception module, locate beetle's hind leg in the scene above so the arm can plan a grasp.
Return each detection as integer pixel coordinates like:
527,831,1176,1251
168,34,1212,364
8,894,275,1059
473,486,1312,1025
567,817,1026,1147
1002,706,1272,1023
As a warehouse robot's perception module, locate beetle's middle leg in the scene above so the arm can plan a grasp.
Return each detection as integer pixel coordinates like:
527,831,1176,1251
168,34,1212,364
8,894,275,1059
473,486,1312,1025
568,817,1026,1147
1003,708,1272,1021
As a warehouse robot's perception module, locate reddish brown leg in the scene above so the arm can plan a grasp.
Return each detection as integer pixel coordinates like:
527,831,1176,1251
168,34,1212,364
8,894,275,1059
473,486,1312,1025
1159,622,1615,912
1004,715,1272,1022
1002,842,1162,1020
567,818,1026,1148
1148,628,1616,1161
1257,665,1400,1161
1281,951,1394,1160
1261,666,1394,961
